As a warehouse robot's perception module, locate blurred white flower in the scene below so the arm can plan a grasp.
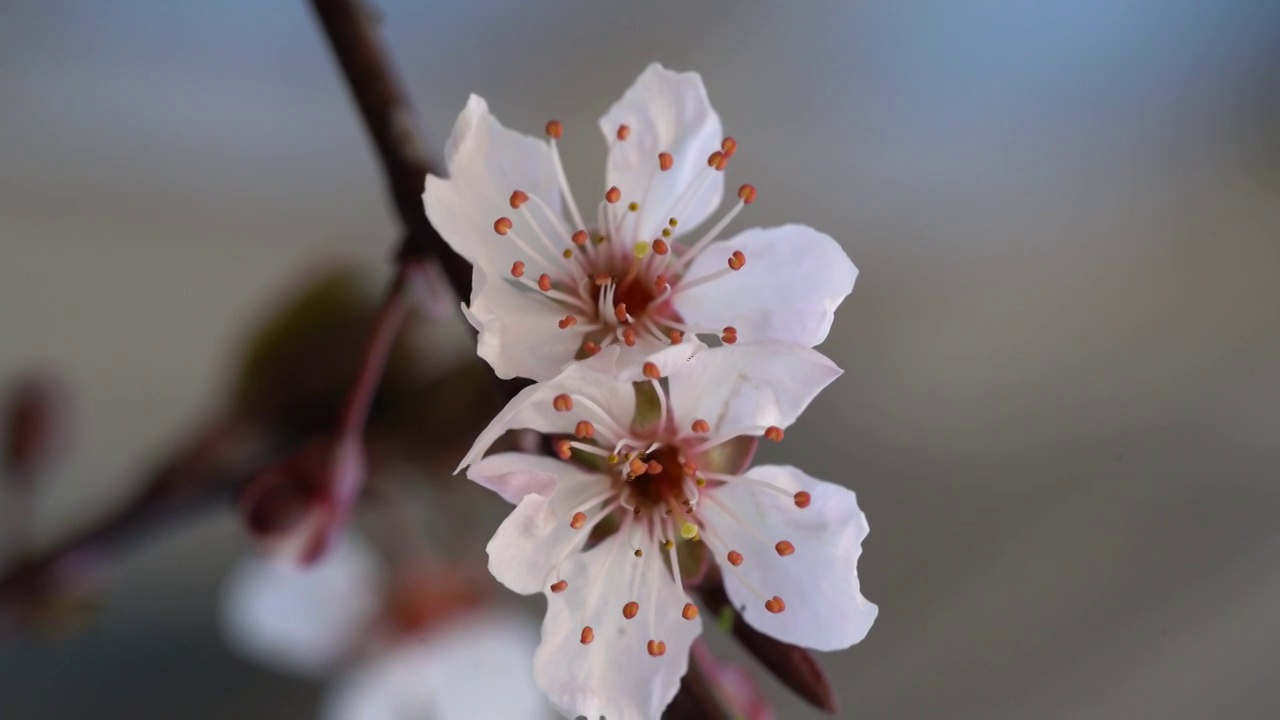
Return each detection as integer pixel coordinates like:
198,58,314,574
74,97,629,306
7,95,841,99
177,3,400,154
460,342,877,719
221,534,547,719
425,63,857,382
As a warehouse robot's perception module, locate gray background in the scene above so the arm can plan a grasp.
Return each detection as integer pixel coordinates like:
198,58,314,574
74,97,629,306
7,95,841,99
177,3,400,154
2,0,1279,717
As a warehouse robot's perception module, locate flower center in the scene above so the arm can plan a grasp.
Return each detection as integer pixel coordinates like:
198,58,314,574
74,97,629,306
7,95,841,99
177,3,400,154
620,444,687,509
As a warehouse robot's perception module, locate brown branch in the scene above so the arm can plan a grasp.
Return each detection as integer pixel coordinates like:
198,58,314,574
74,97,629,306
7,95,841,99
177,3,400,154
309,0,471,296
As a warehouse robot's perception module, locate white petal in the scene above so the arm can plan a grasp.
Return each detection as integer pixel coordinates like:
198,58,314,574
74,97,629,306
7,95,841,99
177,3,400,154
457,358,637,472
464,263,587,381
468,452,596,504
673,224,857,348
220,535,383,677
486,469,612,595
702,465,877,651
665,343,842,436
322,609,545,720
534,532,702,720
425,95,569,276
600,63,725,242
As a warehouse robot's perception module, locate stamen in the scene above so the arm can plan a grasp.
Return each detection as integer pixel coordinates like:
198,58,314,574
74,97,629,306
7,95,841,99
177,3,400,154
775,540,796,557
642,362,661,379
721,326,738,344
558,315,578,329
628,201,640,212
653,238,669,255
572,230,588,246
721,137,738,158
682,603,699,620
764,426,784,442
706,150,726,171
658,152,674,171
510,261,525,278
623,601,639,619
545,120,587,232
582,340,601,356
647,639,666,657
728,250,746,271
550,580,568,593
537,274,553,292
616,124,630,141
615,303,629,324
737,183,757,204
794,491,812,508
673,266,736,296
646,460,663,475
679,521,699,539
508,190,528,209
580,626,595,644
605,186,622,204
574,421,595,439
554,439,572,460
622,327,637,347
764,596,786,614
668,329,684,344
553,394,574,412
691,419,710,435
545,120,563,139
494,217,513,235
570,512,587,530
727,550,744,566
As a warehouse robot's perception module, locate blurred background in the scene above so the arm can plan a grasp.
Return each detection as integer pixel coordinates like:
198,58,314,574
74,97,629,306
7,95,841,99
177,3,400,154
2,0,1279,717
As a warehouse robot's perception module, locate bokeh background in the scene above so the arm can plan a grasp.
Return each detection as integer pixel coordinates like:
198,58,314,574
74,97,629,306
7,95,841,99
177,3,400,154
2,0,1279,717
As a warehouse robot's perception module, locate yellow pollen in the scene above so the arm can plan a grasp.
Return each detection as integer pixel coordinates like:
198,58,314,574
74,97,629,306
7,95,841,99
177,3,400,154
679,522,699,540
633,241,650,259
563,248,573,259
628,201,640,212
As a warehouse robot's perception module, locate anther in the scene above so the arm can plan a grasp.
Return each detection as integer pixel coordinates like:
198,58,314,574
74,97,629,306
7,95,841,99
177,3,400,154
661,227,672,238
658,152,674,171
695,476,707,487
721,137,737,157
550,580,568,593
580,626,594,644
661,539,674,550
642,362,661,379
654,274,669,291
634,548,644,558
727,550,744,567
764,426,784,442
794,491,812,508
494,217,513,235
728,250,746,271
647,639,666,657
668,218,678,228
575,421,595,439
764,596,786,614
582,340,601,356
605,186,622,204
510,261,525,278
653,239,669,255
679,522,699,539
682,460,698,476
622,328,637,347
628,457,648,477
667,329,684,344
682,603,699,621
537,274,552,292
633,241,650,258
628,201,640,212
775,540,795,557
558,315,578,329
554,439,572,460
691,419,710,434
562,248,574,259
615,303,629,324
737,183,757,204
572,229,588,246
570,512,587,530
721,326,738,344
553,394,574,412
623,601,639,620
545,120,563,139
509,190,529,209
707,150,726,171
592,273,611,286
616,124,630,141
646,460,663,475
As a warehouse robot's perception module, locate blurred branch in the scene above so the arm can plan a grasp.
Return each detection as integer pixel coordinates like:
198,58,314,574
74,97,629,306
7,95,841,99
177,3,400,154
309,0,471,295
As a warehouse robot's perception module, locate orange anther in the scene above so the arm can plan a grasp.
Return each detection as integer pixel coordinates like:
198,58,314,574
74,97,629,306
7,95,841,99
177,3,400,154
572,229,588,246
691,419,710,434
570,512,587,530
642,361,661,379
764,426,784,442
554,439,572,460
593,273,611,286
654,274,669,291
658,152,674,171
682,460,698,476
510,260,525,278
622,328,637,347
646,460,663,475
794,491,812,508
550,580,568,593
616,124,630,141
615,303,629,324
545,120,563,139
721,326,738,344
727,550,743,567
582,340,601,356
728,250,746,271
721,136,737,157
623,601,639,619
509,190,529,209
605,186,622,204
653,238,669,255
628,457,647,477
494,217,513,235
764,596,786,614
553,394,574,412
775,540,795,557
580,625,594,644
737,183,757,204
682,603,699,620
647,639,667,657
707,150,726,170
667,329,684,344
537,274,552,292
558,315,578,329
574,421,594,439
